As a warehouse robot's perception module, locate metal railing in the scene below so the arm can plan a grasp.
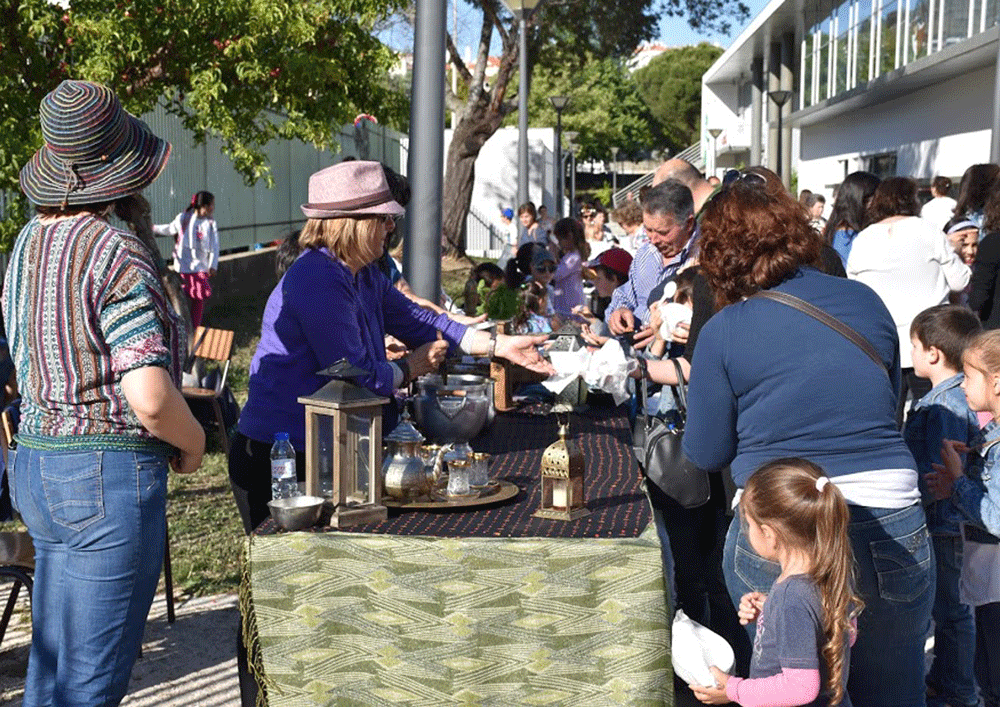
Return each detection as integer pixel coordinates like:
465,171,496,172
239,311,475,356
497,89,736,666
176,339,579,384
465,205,505,257
610,143,704,207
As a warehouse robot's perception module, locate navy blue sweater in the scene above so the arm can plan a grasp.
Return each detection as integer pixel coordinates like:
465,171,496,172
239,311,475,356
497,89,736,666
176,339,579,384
683,267,916,487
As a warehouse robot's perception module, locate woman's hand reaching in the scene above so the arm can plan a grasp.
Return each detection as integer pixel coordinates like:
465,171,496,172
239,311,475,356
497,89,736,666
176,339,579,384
406,340,449,379
496,334,555,375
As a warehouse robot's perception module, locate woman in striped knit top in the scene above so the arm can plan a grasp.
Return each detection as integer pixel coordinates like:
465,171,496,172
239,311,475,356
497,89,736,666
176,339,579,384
3,80,204,706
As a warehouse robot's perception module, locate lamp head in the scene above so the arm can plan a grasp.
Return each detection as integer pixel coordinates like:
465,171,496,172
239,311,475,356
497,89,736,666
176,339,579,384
501,0,544,16
549,95,570,111
768,90,793,107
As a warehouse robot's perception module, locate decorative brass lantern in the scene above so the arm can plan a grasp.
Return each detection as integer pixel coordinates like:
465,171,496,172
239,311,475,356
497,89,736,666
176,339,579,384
298,360,388,528
534,411,590,521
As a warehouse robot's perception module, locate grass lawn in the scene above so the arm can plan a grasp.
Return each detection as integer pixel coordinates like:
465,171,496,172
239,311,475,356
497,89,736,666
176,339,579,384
1,254,480,599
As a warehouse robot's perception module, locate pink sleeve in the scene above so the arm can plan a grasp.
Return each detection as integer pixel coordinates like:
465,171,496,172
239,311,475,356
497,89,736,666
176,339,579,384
725,668,821,707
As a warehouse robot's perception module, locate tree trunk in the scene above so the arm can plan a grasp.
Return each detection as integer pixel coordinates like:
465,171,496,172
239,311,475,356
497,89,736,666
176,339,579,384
441,99,505,257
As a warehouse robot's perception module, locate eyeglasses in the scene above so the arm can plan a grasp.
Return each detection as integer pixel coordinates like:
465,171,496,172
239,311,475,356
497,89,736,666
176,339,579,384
383,214,401,225
705,170,769,211
534,264,557,273
721,169,767,189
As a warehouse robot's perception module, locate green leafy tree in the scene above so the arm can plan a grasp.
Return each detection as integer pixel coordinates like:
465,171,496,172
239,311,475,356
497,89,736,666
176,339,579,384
633,42,723,154
0,0,407,249
517,54,656,163
436,0,748,255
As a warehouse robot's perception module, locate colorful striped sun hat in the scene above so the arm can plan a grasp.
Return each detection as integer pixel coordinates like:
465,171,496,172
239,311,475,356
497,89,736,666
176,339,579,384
19,80,171,207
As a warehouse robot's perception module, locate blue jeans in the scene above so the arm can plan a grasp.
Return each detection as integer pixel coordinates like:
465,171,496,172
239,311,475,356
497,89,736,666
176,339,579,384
927,534,978,706
9,446,168,707
977,602,1000,707
723,502,934,707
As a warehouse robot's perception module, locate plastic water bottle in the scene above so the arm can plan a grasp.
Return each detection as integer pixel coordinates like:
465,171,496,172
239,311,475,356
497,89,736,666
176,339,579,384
270,432,298,500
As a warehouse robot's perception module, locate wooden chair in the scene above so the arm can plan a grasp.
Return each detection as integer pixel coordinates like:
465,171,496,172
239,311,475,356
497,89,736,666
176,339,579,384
0,407,33,648
182,327,235,455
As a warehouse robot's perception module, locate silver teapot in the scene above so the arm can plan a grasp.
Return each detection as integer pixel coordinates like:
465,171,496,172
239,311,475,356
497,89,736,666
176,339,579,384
382,412,436,500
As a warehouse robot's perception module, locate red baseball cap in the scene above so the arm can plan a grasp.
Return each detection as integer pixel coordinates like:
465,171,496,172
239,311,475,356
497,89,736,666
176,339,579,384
588,247,632,279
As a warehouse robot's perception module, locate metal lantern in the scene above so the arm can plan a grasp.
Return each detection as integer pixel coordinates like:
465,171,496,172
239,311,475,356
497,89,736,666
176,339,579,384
298,360,388,528
534,414,590,521
548,324,588,409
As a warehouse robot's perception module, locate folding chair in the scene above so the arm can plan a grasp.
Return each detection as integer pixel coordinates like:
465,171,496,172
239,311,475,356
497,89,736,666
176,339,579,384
182,327,235,455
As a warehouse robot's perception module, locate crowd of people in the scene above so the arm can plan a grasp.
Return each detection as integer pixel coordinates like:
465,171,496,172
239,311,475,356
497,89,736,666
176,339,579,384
9,78,1000,707
490,158,1000,707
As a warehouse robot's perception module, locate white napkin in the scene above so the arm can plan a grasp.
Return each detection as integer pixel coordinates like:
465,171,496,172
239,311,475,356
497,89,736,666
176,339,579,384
542,348,592,395
583,339,636,406
671,609,735,688
658,302,693,342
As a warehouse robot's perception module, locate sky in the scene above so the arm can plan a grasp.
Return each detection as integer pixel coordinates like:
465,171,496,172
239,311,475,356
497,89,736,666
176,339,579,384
378,0,771,59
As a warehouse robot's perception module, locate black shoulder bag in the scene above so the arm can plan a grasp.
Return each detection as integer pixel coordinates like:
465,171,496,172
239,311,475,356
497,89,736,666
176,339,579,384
634,358,712,509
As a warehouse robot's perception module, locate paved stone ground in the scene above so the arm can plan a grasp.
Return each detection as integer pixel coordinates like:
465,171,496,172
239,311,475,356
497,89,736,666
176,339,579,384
0,589,241,707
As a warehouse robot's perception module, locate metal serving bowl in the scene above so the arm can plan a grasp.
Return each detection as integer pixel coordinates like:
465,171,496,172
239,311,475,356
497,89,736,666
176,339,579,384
267,496,325,531
413,374,491,444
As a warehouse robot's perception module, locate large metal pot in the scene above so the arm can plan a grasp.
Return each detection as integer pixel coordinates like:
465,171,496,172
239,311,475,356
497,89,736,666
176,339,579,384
414,374,491,444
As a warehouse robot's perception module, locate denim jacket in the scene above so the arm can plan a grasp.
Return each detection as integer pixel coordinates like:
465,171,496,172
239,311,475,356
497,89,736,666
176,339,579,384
904,373,980,535
952,420,1000,544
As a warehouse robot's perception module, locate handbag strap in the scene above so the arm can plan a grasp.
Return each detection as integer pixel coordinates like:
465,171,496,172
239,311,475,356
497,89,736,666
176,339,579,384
749,290,888,378
670,358,688,413
640,357,688,431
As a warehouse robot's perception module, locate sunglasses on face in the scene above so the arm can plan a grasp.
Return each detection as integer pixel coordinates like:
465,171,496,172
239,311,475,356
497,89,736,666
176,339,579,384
534,263,556,273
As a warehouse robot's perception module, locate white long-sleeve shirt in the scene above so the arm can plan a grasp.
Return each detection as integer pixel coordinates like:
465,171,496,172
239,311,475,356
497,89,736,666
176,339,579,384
847,215,970,368
153,212,219,274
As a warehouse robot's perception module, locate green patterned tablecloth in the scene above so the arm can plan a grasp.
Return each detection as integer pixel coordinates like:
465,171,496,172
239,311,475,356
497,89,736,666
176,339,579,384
243,526,671,706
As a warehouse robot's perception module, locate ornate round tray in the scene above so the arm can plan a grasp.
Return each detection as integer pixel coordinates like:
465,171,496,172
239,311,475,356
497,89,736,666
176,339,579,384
382,480,519,510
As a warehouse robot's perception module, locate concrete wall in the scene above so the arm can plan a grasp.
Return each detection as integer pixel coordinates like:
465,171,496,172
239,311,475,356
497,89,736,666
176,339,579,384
444,126,557,235
797,63,995,198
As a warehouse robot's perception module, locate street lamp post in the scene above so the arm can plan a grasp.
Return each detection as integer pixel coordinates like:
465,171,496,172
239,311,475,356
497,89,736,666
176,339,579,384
610,146,619,204
707,128,722,179
502,0,544,208
565,131,579,218
768,90,792,182
549,95,570,218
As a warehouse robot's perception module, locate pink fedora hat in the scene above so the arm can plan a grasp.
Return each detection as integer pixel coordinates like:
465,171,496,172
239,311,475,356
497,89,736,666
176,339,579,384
301,160,405,219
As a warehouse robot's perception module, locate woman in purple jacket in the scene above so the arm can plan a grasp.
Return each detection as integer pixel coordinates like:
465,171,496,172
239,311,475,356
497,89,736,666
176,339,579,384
230,161,550,533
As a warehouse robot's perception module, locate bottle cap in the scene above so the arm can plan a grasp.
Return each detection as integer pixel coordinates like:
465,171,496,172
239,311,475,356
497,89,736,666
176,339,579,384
275,432,289,441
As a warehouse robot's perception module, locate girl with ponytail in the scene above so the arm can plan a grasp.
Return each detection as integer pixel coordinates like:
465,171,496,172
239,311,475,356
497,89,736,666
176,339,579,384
154,190,218,329
693,458,862,707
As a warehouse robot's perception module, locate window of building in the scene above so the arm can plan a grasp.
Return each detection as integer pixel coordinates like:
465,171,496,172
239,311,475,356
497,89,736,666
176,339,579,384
865,152,898,178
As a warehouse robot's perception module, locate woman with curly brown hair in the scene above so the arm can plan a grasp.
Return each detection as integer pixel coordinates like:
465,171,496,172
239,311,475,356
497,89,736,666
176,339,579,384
681,171,932,707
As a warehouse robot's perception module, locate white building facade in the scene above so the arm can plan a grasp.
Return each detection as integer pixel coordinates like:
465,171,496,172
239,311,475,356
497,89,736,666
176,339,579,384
700,0,999,197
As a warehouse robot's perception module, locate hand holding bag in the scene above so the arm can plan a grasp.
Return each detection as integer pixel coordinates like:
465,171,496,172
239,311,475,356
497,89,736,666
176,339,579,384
635,358,711,509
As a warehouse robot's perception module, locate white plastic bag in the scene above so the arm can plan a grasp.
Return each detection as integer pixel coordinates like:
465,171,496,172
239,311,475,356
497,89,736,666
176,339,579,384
671,609,735,688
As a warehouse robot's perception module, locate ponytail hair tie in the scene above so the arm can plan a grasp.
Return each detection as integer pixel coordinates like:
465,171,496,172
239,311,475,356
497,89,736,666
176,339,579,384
816,476,830,493
190,194,199,208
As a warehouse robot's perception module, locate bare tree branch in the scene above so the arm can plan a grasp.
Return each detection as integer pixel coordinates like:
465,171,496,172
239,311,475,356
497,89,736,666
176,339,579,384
482,1,509,46
445,30,473,86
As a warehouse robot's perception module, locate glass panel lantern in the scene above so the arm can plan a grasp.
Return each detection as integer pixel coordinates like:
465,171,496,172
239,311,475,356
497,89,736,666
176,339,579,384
533,414,590,521
298,378,389,528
